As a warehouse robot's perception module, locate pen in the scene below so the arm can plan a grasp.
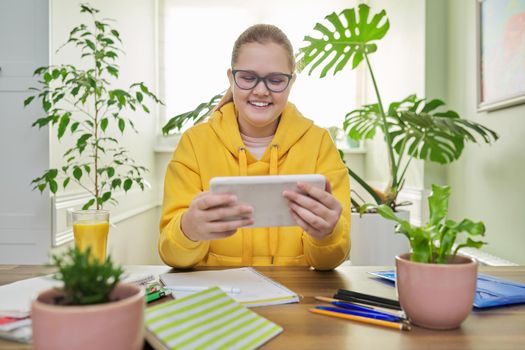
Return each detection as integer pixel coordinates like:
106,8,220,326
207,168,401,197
314,306,401,323
166,285,241,294
309,308,411,331
315,296,407,321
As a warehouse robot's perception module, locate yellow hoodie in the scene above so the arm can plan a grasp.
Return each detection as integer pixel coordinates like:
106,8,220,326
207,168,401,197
159,102,350,270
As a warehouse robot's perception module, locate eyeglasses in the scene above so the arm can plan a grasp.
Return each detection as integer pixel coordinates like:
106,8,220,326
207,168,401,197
232,69,293,93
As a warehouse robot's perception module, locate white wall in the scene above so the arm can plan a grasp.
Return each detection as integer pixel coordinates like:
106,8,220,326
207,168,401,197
446,0,525,264
49,0,163,264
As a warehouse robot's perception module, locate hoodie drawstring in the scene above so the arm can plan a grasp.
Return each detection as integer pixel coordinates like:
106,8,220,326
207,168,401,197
239,147,248,176
238,145,280,266
269,144,279,264
238,147,252,265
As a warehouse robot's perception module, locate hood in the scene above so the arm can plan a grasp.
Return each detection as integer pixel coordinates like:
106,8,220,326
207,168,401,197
209,101,313,164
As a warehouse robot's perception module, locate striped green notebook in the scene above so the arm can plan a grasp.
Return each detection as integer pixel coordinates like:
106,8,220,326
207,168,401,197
145,287,283,350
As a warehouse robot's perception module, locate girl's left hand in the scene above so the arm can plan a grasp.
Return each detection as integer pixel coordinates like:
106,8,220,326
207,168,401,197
283,180,342,240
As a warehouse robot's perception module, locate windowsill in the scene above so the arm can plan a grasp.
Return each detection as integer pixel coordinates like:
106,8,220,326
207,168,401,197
154,146,177,153
154,133,181,154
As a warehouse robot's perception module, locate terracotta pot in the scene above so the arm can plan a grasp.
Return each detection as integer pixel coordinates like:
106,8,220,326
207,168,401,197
32,283,145,350
395,253,478,330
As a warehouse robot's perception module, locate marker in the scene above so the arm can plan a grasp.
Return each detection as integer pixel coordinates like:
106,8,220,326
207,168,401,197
166,285,241,294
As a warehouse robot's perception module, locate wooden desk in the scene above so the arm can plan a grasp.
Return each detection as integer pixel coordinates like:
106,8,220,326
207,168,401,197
1,265,525,350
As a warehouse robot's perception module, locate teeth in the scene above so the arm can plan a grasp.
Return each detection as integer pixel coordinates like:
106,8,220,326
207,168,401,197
250,101,270,107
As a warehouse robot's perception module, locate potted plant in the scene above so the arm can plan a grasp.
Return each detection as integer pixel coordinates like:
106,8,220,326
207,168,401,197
295,4,498,264
372,184,485,329
31,247,145,349
24,4,163,260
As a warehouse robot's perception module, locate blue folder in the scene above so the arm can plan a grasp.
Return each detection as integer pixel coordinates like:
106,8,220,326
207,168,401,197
369,270,525,309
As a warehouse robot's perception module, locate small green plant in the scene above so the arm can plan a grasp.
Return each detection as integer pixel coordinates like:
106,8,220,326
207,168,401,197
372,184,486,263
52,247,124,305
25,4,162,210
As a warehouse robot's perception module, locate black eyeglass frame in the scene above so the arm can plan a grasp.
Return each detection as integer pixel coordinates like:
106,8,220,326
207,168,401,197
231,69,293,93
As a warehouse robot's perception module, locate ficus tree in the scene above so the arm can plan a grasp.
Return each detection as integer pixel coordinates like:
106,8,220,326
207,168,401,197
25,4,162,210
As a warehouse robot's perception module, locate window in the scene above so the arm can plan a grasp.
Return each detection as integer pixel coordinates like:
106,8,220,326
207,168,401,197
160,0,361,132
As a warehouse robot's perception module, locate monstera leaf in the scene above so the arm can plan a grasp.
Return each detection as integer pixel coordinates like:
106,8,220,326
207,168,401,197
390,99,499,164
297,4,389,77
344,95,499,165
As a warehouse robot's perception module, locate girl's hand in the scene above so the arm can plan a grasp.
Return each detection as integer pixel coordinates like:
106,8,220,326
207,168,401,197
283,180,342,240
181,192,253,241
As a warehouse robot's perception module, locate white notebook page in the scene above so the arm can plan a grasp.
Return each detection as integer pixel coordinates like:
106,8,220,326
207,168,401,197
160,267,299,307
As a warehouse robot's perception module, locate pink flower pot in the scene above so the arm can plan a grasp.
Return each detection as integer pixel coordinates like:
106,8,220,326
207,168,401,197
32,283,145,350
395,253,478,330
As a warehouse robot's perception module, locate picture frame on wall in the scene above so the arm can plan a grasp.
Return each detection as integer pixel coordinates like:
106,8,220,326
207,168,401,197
477,0,525,112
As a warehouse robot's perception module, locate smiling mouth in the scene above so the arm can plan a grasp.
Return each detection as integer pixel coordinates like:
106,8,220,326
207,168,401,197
248,101,272,108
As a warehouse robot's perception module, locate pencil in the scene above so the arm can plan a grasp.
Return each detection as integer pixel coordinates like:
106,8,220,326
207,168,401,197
309,308,411,331
315,296,407,320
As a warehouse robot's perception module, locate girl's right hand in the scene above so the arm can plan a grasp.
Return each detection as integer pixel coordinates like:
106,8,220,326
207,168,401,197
181,192,254,241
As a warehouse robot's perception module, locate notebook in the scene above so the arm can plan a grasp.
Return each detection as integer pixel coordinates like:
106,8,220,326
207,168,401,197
159,267,299,307
369,270,525,309
145,287,282,350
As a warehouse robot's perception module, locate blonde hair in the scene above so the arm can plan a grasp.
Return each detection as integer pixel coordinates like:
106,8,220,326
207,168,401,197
212,24,295,113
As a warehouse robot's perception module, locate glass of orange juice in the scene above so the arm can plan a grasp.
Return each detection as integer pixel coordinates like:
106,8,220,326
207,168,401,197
72,210,110,262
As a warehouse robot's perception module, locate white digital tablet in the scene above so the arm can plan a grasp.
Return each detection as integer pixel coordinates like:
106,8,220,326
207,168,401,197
209,174,326,228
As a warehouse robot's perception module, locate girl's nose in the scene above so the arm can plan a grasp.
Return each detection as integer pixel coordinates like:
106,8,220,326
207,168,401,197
252,79,270,95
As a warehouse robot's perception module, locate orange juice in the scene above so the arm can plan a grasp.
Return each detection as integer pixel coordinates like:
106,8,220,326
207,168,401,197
73,221,109,262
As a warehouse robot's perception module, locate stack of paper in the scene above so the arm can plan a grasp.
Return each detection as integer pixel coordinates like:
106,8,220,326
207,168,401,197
0,275,61,318
0,317,32,343
145,287,282,350
159,267,300,307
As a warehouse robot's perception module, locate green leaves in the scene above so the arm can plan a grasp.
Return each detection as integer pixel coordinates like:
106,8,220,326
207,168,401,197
344,92,499,209
344,95,499,167
24,96,35,107
57,112,71,139
31,169,59,193
374,184,486,264
162,92,224,135
428,184,450,226
73,166,83,181
123,178,132,192
389,98,499,164
297,4,389,77
51,246,124,305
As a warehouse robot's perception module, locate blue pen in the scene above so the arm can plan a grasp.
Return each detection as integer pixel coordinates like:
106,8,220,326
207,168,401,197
331,301,406,321
315,296,406,321
314,306,402,323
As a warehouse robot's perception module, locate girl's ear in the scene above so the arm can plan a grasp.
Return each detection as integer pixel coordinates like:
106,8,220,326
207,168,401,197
289,73,297,87
227,68,234,85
